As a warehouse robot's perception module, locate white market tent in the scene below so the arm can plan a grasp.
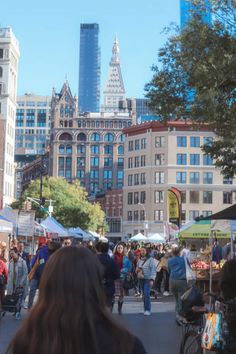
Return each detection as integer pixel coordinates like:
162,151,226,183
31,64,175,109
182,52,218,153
130,233,147,242
68,227,91,240
147,233,165,243
41,216,69,238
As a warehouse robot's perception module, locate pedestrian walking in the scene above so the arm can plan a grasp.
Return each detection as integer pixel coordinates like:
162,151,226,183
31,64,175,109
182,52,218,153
7,248,28,302
168,244,188,324
114,243,125,314
6,247,147,354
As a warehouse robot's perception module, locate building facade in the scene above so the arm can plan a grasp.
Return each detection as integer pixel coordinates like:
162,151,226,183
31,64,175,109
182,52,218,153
180,0,212,29
78,23,100,113
0,27,20,207
50,82,133,195
123,121,236,238
15,94,51,198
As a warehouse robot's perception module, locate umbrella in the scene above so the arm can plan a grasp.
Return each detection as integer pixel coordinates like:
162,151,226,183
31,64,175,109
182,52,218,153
147,233,165,243
130,233,147,242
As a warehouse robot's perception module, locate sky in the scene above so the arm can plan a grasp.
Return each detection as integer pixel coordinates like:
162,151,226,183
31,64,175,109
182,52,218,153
1,0,180,99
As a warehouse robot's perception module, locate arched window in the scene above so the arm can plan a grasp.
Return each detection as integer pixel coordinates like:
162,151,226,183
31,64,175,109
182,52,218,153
104,133,114,142
0,67,2,78
66,145,72,154
59,144,65,154
91,132,100,142
77,133,86,141
118,145,124,154
119,134,125,142
104,145,113,155
59,132,72,141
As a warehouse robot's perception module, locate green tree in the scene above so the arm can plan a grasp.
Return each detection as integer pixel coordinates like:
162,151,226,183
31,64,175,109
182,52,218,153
145,16,236,177
12,177,106,231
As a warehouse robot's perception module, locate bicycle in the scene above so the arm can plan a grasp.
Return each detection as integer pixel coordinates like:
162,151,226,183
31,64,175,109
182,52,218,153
179,293,236,354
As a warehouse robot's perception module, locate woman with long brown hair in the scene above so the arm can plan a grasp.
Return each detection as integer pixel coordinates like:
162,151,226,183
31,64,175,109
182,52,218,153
6,246,146,354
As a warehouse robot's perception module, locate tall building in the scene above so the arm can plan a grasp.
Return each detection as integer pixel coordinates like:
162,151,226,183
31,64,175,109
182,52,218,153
15,94,51,198
122,121,236,238
103,36,126,112
78,23,100,113
180,0,212,29
0,27,20,207
50,82,133,195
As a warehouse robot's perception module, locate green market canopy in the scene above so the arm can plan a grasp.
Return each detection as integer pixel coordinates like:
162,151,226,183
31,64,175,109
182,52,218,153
180,220,231,239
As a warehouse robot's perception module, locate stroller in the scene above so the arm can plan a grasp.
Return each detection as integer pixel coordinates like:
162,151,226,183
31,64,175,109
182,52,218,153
1,286,24,320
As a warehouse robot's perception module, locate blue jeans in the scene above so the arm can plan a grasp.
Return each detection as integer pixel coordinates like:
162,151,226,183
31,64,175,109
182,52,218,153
143,279,151,312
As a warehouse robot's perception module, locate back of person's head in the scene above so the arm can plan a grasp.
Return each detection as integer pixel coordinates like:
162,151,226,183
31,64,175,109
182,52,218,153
48,240,61,255
171,244,180,257
7,247,135,354
99,241,109,254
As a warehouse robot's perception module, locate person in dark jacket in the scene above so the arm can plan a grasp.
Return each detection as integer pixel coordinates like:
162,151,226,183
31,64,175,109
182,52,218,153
6,247,147,354
96,241,120,311
17,242,31,273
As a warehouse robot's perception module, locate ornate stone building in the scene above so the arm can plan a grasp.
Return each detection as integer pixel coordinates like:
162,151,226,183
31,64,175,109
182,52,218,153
49,39,134,195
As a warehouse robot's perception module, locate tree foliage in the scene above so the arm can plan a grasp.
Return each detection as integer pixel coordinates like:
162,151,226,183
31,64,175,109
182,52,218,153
145,12,236,177
11,177,106,231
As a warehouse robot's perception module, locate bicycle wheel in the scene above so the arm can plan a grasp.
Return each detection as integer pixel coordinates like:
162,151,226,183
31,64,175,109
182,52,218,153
180,330,203,354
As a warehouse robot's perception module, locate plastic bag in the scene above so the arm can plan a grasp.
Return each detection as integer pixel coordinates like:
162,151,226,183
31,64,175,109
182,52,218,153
184,257,196,285
202,313,222,351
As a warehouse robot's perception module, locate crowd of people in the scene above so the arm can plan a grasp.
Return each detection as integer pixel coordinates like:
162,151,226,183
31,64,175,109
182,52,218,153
0,237,235,353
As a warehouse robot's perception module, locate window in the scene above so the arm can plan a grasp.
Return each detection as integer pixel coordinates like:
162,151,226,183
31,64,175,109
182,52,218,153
90,157,99,167
177,154,187,165
128,141,133,151
90,170,99,179
77,133,86,141
134,156,139,167
203,191,212,204
140,210,145,221
128,211,132,221
103,182,112,190
155,191,164,203
203,154,213,166
190,172,200,184
66,145,72,154
104,158,113,167
177,136,187,147
91,133,100,141
223,177,233,185
128,175,133,186
117,170,123,179
134,174,139,185
65,157,72,178
203,137,213,146
190,137,200,147
140,191,146,204
223,192,232,204
135,139,140,150
141,155,146,167
176,172,186,184
90,145,99,154
155,154,165,165
189,210,199,220
203,172,213,184
59,144,65,154
104,170,112,179
58,157,64,177
0,66,2,77
118,158,124,167
141,138,146,149
155,172,164,184
190,191,199,203
118,145,124,154
0,49,3,58
155,136,165,148
119,134,125,142
104,133,114,142
104,145,113,155
190,154,200,165
77,157,85,166
181,210,186,222
77,169,85,178
181,191,186,203
134,192,139,204
154,210,164,221
141,173,146,185
128,193,133,205
128,157,133,168
202,211,212,217
134,211,139,221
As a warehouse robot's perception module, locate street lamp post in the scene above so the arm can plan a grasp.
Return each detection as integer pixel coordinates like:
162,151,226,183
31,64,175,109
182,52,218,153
138,203,148,237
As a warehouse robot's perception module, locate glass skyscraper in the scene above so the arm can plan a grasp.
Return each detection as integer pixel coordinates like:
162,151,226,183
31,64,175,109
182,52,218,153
78,23,100,112
180,0,212,29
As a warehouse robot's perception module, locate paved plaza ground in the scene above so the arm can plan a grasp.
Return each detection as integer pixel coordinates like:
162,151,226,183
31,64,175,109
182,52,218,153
0,295,182,354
